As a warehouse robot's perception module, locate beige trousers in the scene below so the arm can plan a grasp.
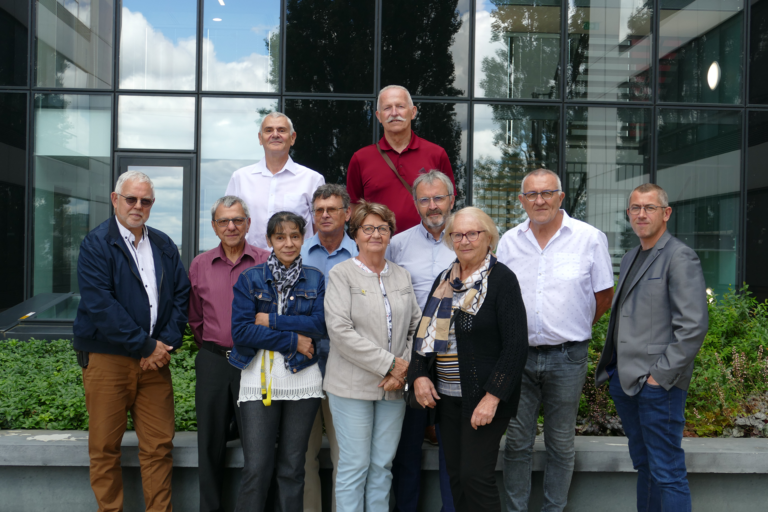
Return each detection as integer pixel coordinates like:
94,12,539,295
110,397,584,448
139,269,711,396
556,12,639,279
303,397,338,512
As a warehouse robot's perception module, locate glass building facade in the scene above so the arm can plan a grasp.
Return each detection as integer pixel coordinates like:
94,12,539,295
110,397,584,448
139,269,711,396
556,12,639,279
2,0,768,310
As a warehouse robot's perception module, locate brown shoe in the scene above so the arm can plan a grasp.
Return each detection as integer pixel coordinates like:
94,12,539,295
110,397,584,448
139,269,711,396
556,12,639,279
424,425,439,445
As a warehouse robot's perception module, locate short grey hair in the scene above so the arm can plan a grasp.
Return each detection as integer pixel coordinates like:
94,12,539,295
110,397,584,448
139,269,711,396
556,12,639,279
377,85,414,111
443,207,500,252
520,168,562,194
210,195,250,221
312,184,350,209
260,112,295,136
115,171,154,196
628,183,669,208
412,170,454,201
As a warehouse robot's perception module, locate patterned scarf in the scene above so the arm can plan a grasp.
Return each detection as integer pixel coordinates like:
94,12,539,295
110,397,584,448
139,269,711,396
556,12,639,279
267,252,302,314
414,253,496,356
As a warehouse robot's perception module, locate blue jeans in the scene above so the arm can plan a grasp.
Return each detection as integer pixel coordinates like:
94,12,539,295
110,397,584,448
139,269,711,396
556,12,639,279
328,393,406,512
609,372,691,512
503,342,588,512
391,406,455,512
236,398,321,512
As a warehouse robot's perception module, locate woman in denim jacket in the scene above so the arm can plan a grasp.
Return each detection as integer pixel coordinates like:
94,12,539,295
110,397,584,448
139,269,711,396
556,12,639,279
230,211,327,512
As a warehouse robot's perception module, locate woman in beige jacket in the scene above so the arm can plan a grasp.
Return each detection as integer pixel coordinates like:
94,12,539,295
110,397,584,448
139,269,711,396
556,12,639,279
323,201,422,512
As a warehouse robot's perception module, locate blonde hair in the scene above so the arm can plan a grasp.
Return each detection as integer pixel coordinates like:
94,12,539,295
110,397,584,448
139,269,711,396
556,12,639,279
348,200,397,240
443,207,500,252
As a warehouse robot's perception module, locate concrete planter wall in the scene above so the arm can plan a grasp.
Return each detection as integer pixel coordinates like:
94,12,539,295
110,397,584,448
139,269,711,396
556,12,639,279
1,430,767,511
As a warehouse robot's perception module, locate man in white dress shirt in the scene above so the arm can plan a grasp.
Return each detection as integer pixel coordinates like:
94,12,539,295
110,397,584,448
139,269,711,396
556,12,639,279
497,168,614,512
225,112,325,250
386,170,456,512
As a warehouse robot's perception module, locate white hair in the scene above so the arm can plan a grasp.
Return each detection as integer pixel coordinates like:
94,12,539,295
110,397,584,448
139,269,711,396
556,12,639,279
115,171,154,196
377,85,414,111
260,112,295,136
520,168,562,194
412,170,454,200
210,195,250,220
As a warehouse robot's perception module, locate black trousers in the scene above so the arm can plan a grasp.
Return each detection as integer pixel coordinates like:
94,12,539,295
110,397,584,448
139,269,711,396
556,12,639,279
195,347,243,512
438,394,509,512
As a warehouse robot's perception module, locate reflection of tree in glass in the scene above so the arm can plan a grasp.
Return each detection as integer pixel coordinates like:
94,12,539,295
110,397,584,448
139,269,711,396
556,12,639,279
265,29,280,92
285,0,375,93
473,104,559,234
381,0,463,96
481,2,561,100
284,100,373,186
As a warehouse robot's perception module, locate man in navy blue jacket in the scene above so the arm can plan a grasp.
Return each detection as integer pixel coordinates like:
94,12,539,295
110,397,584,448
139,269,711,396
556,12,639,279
74,170,190,512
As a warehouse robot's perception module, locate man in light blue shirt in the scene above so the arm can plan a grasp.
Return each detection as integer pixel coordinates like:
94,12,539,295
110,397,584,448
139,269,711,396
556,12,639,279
301,183,357,512
387,170,456,512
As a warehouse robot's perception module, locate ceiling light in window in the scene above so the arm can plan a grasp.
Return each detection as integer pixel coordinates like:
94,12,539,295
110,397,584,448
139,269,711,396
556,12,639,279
707,61,721,90
218,0,225,5
213,18,222,21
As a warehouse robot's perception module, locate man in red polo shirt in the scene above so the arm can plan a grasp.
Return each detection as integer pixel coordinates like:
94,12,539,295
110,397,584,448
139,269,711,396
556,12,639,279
346,85,455,233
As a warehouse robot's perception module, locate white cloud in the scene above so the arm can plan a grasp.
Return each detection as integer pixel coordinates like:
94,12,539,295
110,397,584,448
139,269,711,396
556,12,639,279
118,95,196,149
119,7,276,93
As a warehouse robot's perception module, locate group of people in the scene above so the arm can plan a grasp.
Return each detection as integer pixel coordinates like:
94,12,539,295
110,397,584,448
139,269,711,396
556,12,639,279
73,85,708,512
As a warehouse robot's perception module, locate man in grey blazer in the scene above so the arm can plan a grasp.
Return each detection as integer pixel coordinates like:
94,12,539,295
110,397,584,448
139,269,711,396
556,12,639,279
595,183,708,512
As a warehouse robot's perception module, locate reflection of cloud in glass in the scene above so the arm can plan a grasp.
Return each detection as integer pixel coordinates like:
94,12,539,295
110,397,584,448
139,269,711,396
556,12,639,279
118,95,195,150
128,165,185,248
120,4,277,92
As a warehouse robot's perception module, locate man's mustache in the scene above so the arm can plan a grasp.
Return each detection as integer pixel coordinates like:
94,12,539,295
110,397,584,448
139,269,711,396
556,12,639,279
387,116,407,123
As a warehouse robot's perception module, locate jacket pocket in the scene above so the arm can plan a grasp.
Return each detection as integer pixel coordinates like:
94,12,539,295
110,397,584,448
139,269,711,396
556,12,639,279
647,344,668,354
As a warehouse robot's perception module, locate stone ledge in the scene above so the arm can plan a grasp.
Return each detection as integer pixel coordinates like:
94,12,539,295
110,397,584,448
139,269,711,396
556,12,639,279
2,430,767,474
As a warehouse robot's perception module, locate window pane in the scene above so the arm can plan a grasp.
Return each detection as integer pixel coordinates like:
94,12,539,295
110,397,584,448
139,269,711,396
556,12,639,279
119,0,197,90
283,98,373,184
749,0,768,103
33,94,112,295
412,102,469,207
202,0,279,92
567,0,652,101
118,95,195,150
472,104,560,234
127,165,183,253
381,0,470,96
659,0,743,104
0,93,27,308
475,0,561,99
199,97,278,253
0,0,28,86
657,109,741,295
746,111,768,300
36,0,114,88
285,0,374,94
566,106,651,278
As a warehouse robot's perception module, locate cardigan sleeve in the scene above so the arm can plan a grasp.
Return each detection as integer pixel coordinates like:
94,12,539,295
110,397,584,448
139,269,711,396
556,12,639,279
482,268,529,402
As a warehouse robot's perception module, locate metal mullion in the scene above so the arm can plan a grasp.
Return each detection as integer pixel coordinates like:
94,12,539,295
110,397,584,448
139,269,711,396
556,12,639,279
559,101,566,189
280,0,287,97
116,148,197,154
410,96,472,104
196,0,204,95
372,0,382,144
198,89,286,97
114,0,121,91
465,0,477,206
560,0,567,102
653,0,660,105
742,0,748,106
739,109,748,287
24,91,32,300
282,91,375,100
26,0,33,88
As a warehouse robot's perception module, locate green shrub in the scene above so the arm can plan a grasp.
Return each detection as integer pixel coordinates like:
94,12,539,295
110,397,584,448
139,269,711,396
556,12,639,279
0,335,199,432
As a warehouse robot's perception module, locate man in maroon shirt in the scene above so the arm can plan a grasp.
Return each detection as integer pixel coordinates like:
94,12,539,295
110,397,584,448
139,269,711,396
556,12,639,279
346,85,455,233
188,195,269,512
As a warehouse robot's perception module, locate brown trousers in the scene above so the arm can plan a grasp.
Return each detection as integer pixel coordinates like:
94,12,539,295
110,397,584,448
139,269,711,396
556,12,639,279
83,352,176,512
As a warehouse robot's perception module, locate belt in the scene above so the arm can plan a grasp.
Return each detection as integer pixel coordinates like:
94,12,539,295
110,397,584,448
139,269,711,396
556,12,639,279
530,340,586,351
202,341,231,357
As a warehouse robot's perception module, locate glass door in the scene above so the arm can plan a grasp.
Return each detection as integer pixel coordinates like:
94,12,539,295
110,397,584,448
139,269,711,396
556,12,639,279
115,154,197,270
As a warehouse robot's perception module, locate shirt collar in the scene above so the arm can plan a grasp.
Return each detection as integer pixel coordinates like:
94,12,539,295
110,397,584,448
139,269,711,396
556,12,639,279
213,241,260,265
254,156,297,177
416,221,444,243
378,132,421,152
115,216,147,244
307,232,357,256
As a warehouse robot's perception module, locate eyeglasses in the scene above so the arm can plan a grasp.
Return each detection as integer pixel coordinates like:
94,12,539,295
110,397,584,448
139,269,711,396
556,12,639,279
214,217,247,228
416,194,452,207
628,204,667,216
118,193,154,208
521,190,560,202
312,207,346,216
449,230,486,243
360,224,391,236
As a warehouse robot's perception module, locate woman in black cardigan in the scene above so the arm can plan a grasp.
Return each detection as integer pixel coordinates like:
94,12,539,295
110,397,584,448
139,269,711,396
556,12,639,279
408,207,528,512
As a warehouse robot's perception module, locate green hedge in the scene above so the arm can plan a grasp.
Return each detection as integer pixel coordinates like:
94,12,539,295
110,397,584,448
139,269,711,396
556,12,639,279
2,288,768,436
